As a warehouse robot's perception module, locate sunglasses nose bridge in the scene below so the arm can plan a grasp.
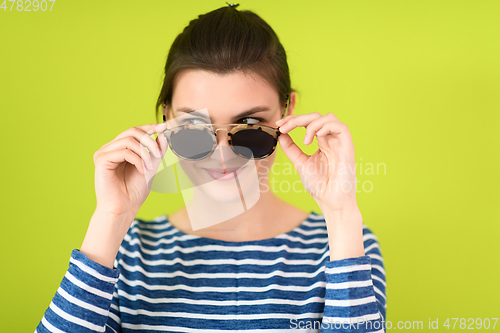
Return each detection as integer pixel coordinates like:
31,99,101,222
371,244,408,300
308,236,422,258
213,127,231,146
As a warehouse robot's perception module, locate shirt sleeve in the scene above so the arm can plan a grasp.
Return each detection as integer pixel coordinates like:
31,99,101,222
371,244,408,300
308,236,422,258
34,249,121,333
320,227,387,332
105,266,123,333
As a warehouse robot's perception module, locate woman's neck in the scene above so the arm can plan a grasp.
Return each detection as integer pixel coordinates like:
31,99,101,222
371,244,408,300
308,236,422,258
168,190,309,242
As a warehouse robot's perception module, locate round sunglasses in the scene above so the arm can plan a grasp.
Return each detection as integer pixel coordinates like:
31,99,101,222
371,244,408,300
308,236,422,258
162,123,281,160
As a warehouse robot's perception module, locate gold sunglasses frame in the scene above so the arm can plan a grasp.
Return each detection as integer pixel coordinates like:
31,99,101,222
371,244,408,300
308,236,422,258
162,123,281,160
160,94,290,161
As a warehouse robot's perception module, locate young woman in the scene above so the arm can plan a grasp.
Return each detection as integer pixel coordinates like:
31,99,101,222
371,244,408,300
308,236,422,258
36,4,386,333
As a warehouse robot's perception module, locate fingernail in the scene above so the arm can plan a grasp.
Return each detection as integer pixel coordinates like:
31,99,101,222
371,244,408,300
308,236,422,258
148,161,154,170
303,135,308,144
157,149,162,157
275,119,284,125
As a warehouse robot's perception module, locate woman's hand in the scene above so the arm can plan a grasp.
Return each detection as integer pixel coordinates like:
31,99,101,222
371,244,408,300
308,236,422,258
81,122,168,268
277,112,365,260
276,112,358,212
93,123,169,218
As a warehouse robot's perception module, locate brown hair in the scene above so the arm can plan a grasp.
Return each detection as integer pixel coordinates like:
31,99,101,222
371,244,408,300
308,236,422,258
155,5,297,122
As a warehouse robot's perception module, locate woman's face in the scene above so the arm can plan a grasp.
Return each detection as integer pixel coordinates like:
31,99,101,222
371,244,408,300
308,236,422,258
165,69,291,204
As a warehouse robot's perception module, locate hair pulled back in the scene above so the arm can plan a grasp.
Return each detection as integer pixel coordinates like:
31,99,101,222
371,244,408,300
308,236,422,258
155,5,295,122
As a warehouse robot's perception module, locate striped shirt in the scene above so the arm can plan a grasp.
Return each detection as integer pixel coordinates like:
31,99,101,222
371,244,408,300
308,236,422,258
35,211,387,332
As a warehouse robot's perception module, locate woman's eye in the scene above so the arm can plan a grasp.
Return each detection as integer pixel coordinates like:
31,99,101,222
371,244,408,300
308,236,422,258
184,117,209,125
239,117,263,125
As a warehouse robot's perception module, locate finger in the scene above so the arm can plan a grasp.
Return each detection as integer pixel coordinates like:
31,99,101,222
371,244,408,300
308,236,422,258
316,122,354,156
143,122,169,136
276,112,342,128
275,114,300,127
315,134,332,151
107,127,163,159
278,133,309,167
143,123,169,157
277,112,323,134
98,137,155,170
323,112,341,122
316,122,349,138
115,123,163,140
276,113,322,129
152,129,169,170
156,128,169,156
97,148,148,175
303,115,343,145
137,122,169,134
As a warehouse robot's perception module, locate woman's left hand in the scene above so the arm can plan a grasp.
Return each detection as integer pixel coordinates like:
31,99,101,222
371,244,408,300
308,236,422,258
276,112,358,212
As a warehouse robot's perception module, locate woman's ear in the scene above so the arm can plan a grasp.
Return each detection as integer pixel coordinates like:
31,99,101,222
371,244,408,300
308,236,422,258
162,104,169,122
286,92,297,117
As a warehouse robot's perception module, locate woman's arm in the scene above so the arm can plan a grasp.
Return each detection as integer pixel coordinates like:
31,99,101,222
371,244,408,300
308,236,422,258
35,249,121,333
320,224,386,332
35,123,168,332
277,112,387,331
322,205,365,261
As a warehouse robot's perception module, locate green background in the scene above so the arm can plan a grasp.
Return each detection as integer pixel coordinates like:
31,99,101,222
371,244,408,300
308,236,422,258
1,0,499,331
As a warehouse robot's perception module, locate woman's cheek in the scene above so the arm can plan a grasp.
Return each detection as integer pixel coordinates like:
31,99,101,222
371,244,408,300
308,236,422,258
256,158,272,176
258,176,269,193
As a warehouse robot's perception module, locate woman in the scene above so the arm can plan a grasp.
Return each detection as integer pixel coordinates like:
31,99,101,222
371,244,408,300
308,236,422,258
36,4,386,332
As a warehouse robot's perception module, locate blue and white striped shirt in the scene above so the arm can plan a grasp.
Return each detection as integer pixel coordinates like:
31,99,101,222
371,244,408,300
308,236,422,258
36,211,387,332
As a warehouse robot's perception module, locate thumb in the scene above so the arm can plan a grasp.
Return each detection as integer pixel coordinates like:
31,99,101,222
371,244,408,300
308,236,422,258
278,133,309,168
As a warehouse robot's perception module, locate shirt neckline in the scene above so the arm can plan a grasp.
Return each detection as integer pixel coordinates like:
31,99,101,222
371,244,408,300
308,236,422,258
161,210,319,245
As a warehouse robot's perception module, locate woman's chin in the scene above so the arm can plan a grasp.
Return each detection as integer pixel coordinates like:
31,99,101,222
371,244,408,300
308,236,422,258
191,172,261,206
195,180,259,203
197,188,245,204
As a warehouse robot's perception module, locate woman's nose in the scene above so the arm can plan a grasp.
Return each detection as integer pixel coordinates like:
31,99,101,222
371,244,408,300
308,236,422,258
211,128,237,162
214,128,230,146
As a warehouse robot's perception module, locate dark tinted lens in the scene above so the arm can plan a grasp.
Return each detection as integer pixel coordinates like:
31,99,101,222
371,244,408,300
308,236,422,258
170,127,215,160
231,129,276,159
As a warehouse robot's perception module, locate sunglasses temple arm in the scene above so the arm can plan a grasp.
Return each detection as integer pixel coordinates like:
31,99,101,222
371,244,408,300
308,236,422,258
282,94,290,118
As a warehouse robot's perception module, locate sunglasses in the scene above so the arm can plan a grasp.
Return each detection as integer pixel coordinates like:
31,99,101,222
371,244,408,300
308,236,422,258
162,123,281,160
161,95,290,161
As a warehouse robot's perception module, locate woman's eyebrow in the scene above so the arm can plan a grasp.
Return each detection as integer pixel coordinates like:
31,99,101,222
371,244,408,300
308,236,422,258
175,109,210,119
234,107,271,119
176,106,272,121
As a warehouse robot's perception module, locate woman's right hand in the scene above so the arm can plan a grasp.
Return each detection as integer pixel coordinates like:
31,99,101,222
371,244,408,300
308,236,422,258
93,123,168,218
80,123,168,268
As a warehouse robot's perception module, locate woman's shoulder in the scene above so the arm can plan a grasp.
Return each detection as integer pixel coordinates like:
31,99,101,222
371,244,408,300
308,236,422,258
122,214,192,246
130,214,170,232
122,211,383,256
132,214,169,227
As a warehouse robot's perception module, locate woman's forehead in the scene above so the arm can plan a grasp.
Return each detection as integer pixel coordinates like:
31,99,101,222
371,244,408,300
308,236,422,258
172,69,279,110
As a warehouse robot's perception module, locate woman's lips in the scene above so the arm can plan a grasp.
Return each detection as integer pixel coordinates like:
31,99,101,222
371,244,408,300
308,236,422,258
204,167,245,181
